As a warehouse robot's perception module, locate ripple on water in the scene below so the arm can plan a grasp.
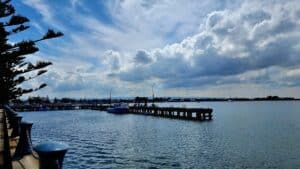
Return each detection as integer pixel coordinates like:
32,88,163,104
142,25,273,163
19,102,300,169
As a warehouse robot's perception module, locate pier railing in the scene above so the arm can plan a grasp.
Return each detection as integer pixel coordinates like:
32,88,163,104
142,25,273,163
1,108,13,169
0,106,68,169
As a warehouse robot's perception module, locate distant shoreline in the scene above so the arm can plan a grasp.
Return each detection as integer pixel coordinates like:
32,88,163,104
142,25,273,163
171,98,300,102
14,95,300,105
9,96,299,112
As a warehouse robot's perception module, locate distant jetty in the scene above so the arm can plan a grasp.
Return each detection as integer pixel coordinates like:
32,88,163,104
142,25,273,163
92,105,213,121
10,104,213,121
128,106,213,121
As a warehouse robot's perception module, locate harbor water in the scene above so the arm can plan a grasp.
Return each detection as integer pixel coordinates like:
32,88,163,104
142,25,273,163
20,101,300,169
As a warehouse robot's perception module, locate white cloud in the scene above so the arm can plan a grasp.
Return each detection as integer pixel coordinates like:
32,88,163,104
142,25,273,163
115,0,300,91
18,0,300,98
102,50,121,72
22,0,52,20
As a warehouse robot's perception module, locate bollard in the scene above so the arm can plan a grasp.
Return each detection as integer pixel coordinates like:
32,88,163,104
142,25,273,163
10,116,22,138
4,105,18,119
6,112,17,126
6,110,17,126
13,121,34,160
34,142,68,169
7,111,17,121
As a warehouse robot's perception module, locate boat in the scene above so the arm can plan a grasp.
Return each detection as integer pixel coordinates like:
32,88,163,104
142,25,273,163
107,103,129,114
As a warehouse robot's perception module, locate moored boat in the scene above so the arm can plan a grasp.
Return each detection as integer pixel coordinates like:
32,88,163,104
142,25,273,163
107,103,129,114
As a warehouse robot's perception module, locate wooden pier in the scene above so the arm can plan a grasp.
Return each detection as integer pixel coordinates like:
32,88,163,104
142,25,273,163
11,104,213,121
10,103,214,122
128,106,213,121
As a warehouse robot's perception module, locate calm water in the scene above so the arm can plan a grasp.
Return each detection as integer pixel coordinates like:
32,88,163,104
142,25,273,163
20,101,300,169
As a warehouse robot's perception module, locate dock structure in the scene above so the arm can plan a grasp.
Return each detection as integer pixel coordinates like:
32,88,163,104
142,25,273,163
128,106,213,121
11,104,213,121
10,104,213,121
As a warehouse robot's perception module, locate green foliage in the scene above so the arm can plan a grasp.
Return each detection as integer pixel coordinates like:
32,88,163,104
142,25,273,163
0,0,63,104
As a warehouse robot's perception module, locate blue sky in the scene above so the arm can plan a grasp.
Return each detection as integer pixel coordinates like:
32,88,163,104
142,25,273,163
10,0,300,98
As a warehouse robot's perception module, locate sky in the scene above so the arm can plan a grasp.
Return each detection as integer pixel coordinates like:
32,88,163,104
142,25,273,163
9,0,300,98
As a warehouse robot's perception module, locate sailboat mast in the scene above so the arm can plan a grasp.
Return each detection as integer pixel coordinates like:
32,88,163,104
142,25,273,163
109,89,112,106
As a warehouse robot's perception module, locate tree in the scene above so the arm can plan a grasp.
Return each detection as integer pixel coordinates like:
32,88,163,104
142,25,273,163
0,0,63,104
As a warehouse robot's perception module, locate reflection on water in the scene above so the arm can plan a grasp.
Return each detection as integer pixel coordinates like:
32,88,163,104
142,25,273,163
20,101,300,169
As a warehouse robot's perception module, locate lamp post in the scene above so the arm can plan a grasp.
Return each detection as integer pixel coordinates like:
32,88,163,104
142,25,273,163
109,89,112,107
152,83,155,106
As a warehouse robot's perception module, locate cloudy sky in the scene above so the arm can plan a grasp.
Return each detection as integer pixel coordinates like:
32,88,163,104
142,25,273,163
11,0,300,98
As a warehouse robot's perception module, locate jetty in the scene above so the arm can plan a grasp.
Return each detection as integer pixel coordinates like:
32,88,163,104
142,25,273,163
90,104,213,121
11,103,213,121
128,106,213,121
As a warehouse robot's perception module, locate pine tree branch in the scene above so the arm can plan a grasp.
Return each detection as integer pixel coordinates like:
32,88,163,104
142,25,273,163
15,83,47,96
3,29,63,52
18,62,28,68
34,29,63,42
0,1,63,103
4,15,29,26
14,70,48,85
1,40,36,54
9,24,30,34
14,61,52,75
0,1,14,18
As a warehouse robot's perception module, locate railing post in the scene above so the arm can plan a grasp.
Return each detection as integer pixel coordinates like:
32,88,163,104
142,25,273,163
10,115,22,138
13,121,34,160
34,142,68,169
7,111,17,122
5,110,18,128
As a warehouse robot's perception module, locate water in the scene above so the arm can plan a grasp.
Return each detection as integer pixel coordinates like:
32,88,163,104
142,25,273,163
19,101,300,169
